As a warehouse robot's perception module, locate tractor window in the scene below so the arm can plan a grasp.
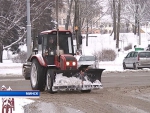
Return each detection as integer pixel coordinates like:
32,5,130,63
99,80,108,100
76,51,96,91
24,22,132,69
47,34,74,55
43,35,48,50
68,37,72,53
38,45,42,54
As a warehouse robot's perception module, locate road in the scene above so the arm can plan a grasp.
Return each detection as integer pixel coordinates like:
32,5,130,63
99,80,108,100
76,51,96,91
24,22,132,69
0,71,150,113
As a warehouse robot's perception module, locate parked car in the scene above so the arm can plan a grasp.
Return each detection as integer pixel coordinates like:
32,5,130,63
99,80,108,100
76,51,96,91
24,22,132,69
77,56,99,69
123,51,150,69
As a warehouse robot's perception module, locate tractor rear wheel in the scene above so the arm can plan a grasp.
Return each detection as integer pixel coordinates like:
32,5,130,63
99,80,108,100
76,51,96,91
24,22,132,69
46,69,56,94
30,59,46,91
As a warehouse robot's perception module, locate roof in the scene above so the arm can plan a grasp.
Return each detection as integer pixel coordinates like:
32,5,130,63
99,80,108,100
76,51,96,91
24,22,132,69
41,30,72,34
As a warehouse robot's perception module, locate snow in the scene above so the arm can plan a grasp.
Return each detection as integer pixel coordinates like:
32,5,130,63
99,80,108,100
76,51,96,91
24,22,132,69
54,74,82,86
19,44,27,52
54,73,102,87
0,60,22,76
0,98,34,113
82,33,150,55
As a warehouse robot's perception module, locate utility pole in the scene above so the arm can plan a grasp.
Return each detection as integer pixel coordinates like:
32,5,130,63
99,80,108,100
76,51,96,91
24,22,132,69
136,5,141,46
27,0,32,60
56,0,59,56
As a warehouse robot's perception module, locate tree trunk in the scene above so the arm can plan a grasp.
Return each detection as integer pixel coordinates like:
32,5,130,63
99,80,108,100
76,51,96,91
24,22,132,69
116,0,121,48
0,41,3,63
134,5,138,35
113,0,117,40
65,0,73,30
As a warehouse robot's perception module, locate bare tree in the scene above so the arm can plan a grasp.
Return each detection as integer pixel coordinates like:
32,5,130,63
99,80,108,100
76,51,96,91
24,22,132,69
0,0,26,62
65,0,73,30
116,0,121,48
0,0,61,62
112,0,117,40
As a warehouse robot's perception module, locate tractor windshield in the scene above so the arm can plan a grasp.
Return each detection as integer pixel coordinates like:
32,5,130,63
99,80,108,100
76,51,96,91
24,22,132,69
47,34,74,55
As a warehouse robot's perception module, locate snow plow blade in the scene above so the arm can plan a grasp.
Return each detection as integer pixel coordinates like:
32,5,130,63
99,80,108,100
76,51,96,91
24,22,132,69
52,69,105,92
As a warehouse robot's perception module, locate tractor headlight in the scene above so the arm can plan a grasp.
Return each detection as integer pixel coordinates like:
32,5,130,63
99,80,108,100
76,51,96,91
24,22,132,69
66,62,70,66
72,62,76,66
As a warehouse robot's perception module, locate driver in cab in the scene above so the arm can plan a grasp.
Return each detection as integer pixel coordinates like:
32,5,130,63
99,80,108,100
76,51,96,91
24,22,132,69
46,37,56,55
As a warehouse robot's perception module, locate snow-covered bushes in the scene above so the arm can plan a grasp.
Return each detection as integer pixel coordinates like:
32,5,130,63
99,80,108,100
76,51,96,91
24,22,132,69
12,51,27,63
93,49,116,61
124,43,132,51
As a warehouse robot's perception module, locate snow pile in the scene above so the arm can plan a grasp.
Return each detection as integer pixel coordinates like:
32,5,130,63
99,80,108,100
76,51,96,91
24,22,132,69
83,77,92,86
53,73,102,87
92,80,103,86
53,73,82,86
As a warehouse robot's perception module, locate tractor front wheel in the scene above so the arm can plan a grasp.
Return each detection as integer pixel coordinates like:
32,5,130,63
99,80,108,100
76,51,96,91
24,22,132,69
30,59,46,91
46,69,56,94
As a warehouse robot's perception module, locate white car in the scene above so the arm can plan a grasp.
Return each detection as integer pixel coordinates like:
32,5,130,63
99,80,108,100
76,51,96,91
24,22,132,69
77,56,99,69
123,51,150,69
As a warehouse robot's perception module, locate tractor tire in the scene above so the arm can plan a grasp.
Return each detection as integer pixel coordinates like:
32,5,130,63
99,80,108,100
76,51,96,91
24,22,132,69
46,69,57,94
30,59,46,91
22,67,30,80
81,90,91,93
25,76,30,80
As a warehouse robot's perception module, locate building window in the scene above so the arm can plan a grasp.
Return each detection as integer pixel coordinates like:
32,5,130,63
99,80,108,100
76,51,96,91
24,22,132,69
109,24,111,27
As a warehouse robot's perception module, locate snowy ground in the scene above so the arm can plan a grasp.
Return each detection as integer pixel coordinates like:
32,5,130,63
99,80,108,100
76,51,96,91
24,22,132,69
0,60,22,76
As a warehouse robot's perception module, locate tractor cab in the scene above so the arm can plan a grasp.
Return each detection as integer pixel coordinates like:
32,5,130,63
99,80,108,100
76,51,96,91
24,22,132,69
36,30,75,65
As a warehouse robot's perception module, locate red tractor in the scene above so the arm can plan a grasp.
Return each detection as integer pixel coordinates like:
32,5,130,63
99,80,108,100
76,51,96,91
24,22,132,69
22,30,105,93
